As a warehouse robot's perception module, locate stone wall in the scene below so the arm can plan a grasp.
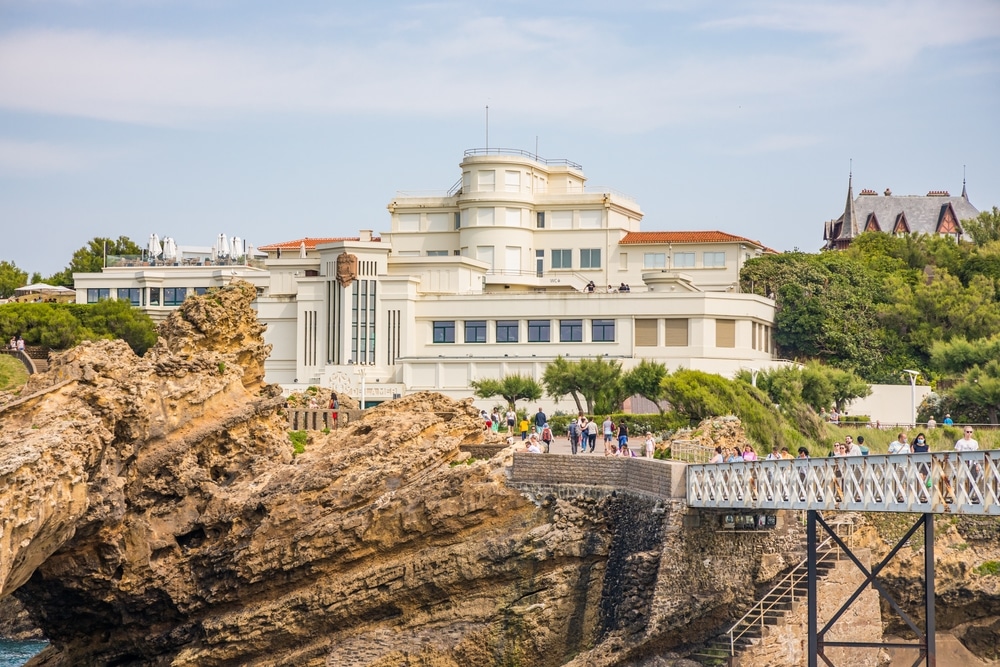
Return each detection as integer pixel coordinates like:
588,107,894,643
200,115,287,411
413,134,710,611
737,549,882,667
509,453,685,498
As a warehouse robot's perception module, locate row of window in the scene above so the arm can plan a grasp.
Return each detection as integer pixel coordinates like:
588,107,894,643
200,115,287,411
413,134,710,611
86,287,207,307
403,248,728,271
433,319,616,344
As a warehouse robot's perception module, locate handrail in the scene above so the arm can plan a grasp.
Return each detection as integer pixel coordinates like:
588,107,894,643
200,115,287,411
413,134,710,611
447,177,463,197
463,147,583,170
687,451,1000,515
727,523,850,656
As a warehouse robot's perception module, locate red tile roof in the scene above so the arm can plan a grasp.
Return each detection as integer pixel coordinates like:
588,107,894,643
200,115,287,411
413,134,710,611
257,237,380,251
619,231,766,246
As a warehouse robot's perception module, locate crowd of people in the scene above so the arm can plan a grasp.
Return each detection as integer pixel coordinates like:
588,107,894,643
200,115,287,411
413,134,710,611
487,407,657,458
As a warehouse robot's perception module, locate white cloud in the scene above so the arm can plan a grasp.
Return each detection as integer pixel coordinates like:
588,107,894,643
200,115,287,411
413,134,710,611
0,3,995,131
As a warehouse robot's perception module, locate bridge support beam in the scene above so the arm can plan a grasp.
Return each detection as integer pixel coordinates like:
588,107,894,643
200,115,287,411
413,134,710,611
807,511,936,667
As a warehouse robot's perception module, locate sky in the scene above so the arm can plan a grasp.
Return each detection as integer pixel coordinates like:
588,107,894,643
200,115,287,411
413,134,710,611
1,0,998,277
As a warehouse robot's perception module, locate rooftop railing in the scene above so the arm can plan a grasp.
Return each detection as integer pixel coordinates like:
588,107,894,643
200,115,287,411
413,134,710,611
463,147,583,170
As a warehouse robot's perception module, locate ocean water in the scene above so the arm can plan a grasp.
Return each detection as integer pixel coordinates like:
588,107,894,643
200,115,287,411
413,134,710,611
0,641,47,666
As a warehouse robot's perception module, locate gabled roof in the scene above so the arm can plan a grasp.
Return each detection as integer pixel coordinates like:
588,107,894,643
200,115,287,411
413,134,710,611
619,231,767,246
893,212,910,234
864,212,881,232
258,236,381,251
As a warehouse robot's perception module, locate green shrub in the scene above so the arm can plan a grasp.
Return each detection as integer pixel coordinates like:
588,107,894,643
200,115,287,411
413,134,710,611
288,430,308,455
975,560,1000,576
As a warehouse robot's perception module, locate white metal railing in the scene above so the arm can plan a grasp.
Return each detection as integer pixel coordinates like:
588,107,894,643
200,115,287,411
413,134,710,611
687,451,1000,514
728,534,838,655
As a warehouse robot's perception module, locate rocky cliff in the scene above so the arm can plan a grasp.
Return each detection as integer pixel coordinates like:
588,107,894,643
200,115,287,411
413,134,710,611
0,282,628,666
3,281,998,667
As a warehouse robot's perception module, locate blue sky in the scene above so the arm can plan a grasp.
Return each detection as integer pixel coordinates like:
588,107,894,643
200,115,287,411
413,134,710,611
1,0,998,276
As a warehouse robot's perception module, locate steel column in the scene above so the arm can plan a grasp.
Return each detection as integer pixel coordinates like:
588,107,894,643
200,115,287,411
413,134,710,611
925,513,936,667
808,510,817,667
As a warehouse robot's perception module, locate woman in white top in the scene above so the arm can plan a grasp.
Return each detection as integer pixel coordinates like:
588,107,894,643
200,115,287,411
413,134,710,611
644,432,655,458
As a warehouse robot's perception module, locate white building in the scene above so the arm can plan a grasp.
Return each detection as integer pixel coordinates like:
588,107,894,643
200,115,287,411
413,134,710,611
74,149,783,409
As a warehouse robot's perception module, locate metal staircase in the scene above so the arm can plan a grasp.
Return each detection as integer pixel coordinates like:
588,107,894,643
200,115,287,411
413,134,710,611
689,518,854,665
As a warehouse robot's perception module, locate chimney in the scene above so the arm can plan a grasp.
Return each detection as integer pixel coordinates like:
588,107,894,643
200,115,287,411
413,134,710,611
884,188,892,196
860,189,877,196
927,190,950,197
359,229,373,242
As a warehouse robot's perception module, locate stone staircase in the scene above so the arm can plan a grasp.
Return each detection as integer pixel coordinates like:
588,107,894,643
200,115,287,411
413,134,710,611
688,519,854,666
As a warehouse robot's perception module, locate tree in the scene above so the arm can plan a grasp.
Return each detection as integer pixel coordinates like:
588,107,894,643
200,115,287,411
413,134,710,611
576,357,626,414
69,299,159,356
622,359,668,413
0,261,28,299
962,206,1000,246
47,236,143,287
952,360,1000,424
541,356,585,413
470,374,542,412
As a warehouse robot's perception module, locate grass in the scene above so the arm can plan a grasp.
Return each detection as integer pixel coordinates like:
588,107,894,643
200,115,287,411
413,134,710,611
0,354,29,393
288,430,308,455
822,424,1000,454
975,560,1000,576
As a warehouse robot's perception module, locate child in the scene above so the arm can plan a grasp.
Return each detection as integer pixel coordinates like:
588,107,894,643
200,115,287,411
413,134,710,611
519,417,530,441
644,432,655,458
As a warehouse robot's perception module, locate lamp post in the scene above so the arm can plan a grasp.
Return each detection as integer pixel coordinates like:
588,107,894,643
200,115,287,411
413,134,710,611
349,360,366,411
903,369,919,427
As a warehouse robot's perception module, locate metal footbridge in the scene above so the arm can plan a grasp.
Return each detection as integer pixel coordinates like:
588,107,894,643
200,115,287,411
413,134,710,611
686,451,1000,514
685,451,1000,667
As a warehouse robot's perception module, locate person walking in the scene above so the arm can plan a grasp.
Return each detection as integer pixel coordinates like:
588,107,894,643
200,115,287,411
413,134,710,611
567,418,582,455
534,407,547,434
586,417,598,453
602,416,615,455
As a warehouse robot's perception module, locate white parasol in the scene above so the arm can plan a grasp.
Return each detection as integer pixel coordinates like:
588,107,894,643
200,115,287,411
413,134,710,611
231,236,242,259
163,237,178,262
299,240,307,258
148,233,162,259
217,233,229,259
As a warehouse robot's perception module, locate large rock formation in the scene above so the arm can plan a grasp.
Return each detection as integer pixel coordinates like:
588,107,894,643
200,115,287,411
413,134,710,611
0,282,622,666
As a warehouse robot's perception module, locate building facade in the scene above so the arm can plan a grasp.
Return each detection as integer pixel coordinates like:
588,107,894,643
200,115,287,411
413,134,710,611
73,149,783,408
257,149,782,407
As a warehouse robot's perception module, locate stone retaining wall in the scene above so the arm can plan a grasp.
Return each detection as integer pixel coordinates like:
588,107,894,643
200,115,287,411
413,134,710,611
510,453,686,498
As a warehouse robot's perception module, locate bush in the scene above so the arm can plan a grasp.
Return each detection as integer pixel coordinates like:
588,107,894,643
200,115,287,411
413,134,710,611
975,561,1000,576
289,430,308,455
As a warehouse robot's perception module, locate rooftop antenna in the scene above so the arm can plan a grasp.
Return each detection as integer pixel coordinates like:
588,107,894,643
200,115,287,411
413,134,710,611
485,105,489,150
535,135,538,159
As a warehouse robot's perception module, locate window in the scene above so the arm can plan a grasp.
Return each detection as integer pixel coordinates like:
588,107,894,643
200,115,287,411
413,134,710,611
427,212,449,231
704,252,726,268
580,248,601,269
551,249,572,269
716,319,735,348
505,208,521,227
673,252,695,268
635,319,657,346
149,288,160,306
477,207,495,226
454,212,461,230
528,320,550,342
560,319,583,342
579,210,602,228
665,319,689,346
163,287,187,306
194,287,208,296
465,320,487,343
116,288,142,305
550,211,572,229
592,319,615,342
478,170,495,191
536,211,545,228
87,288,110,303
644,253,666,269
496,320,519,343
433,321,455,343
505,170,520,192
427,250,449,256
398,213,419,232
